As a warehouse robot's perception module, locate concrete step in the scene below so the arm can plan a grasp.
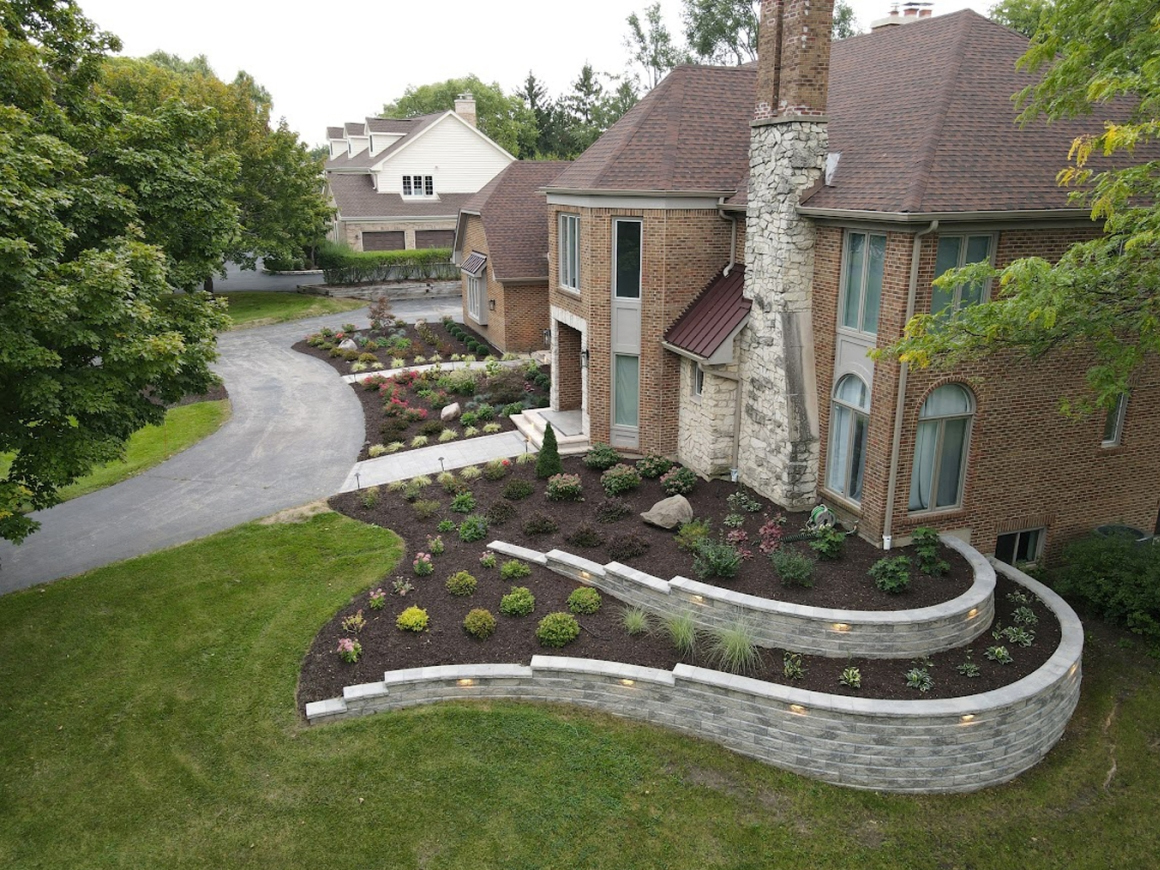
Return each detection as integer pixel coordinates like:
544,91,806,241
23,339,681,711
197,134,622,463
512,410,589,456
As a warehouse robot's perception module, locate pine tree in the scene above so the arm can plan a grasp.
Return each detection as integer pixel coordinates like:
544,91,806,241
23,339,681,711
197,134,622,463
536,423,563,479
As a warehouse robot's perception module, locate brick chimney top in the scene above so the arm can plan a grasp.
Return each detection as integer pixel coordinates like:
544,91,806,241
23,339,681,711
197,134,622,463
454,93,477,128
754,0,836,122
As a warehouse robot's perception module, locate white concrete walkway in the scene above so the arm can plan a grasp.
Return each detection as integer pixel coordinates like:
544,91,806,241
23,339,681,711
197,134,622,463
339,430,534,491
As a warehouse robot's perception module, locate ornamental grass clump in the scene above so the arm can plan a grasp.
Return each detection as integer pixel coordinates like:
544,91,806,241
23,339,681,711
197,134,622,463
546,473,584,501
567,587,602,614
396,606,429,632
621,607,652,636
500,586,535,616
708,622,760,675
536,612,580,648
601,464,642,496
664,612,699,657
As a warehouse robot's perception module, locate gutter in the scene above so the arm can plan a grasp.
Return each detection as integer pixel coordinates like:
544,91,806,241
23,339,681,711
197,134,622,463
542,187,737,198
882,219,938,550
798,206,1093,224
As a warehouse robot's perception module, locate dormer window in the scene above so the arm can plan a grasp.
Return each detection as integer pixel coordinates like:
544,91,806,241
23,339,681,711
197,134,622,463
403,175,434,197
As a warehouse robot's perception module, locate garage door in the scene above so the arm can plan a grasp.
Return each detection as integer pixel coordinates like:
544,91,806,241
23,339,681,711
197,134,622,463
415,230,454,249
363,231,405,251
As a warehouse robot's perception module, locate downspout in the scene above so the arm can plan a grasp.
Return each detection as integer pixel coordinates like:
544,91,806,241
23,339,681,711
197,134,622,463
882,220,937,550
720,210,739,277
719,206,742,472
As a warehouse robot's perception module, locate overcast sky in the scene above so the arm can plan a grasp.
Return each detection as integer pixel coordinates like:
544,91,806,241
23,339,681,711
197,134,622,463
80,0,991,147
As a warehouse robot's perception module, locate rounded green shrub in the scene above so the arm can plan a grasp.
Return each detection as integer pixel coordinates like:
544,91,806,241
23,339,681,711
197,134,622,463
584,443,621,471
396,606,429,632
445,570,478,596
601,463,642,496
500,585,535,616
567,587,602,614
500,559,532,581
502,478,535,500
463,608,497,639
536,612,580,648
458,514,489,542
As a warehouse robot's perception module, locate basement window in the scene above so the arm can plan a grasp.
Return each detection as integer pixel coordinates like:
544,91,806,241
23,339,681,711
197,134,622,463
995,528,1044,565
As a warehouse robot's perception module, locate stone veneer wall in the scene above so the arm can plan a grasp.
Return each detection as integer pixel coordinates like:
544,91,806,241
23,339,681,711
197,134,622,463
306,560,1082,794
738,120,826,510
677,360,740,478
489,533,994,658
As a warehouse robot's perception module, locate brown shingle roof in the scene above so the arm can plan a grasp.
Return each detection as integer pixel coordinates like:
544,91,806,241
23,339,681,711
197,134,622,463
326,126,345,139
344,122,366,136
548,65,757,193
328,174,472,219
461,161,570,280
664,267,751,360
806,10,1119,214
552,10,1137,215
325,114,445,171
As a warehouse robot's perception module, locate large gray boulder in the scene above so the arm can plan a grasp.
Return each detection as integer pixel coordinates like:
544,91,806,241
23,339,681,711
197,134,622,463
640,495,693,530
337,338,358,351
440,402,462,422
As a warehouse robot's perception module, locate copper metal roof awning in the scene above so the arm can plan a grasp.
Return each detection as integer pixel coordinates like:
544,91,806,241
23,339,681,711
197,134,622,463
460,251,487,276
663,265,750,365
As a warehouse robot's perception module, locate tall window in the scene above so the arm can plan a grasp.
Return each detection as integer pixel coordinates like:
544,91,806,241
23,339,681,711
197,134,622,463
840,231,886,334
613,219,642,299
932,234,992,314
691,361,705,398
465,273,486,324
614,355,639,427
1102,393,1128,446
402,175,434,197
826,375,870,502
909,384,974,512
559,214,580,292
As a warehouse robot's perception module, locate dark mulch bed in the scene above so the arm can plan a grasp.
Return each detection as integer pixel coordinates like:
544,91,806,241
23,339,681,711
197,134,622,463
332,458,973,611
298,457,1060,708
292,318,489,378
344,364,550,461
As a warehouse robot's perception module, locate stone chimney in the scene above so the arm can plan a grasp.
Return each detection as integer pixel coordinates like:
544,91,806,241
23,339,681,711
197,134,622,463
739,0,836,510
454,93,477,128
754,0,835,122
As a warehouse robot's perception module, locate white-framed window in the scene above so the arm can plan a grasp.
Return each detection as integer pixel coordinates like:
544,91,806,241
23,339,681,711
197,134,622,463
995,528,1044,565
690,361,705,398
840,231,886,335
559,213,580,292
826,374,870,502
402,175,434,197
465,273,487,324
612,218,642,299
909,383,974,513
1102,393,1128,446
932,234,993,314
614,354,640,427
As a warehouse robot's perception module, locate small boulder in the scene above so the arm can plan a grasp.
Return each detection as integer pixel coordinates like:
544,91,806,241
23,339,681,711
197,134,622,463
640,495,693,530
337,338,358,351
441,402,462,422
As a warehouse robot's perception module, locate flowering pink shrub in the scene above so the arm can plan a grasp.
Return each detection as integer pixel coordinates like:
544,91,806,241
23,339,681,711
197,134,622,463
369,588,387,610
337,637,362,663
412,552,434,576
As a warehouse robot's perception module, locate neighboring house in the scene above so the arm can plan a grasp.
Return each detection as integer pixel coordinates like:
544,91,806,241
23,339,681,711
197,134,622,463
325,95,515,252
517,2,1158,561
451,161,570,353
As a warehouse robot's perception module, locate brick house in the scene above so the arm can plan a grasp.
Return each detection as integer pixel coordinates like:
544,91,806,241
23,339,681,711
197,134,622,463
450,161,570,353
325,95,515,252
517,3,1160,561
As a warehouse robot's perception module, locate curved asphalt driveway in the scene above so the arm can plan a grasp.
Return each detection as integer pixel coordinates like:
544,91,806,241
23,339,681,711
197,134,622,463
0,310,372,594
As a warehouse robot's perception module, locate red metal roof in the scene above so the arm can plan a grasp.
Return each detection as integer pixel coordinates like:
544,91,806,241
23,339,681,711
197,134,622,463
461,252,487,275
664,266,751,360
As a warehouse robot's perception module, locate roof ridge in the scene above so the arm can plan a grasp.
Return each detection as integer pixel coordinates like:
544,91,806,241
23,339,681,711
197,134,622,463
900,14,972,213
592,73,677,188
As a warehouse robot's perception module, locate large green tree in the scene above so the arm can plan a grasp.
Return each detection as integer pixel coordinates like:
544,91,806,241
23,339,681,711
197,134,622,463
882,0,1160,414
0,0,227,547
382,75,537,158
626,3,691,89
988,0,1051,37
100,55,331,271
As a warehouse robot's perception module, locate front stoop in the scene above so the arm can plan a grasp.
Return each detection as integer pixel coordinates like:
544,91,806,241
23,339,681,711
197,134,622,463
512,409,589,455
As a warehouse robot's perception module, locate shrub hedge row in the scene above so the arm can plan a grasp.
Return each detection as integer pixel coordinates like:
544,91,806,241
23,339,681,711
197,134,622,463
319,242,458,285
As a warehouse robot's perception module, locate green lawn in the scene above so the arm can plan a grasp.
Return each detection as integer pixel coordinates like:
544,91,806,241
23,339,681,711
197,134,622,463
0,511,1157,869
222,291,365,329
0,399,230,504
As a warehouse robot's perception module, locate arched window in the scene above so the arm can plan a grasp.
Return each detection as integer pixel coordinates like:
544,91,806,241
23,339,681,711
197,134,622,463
826,375,870,502
909,384,974,512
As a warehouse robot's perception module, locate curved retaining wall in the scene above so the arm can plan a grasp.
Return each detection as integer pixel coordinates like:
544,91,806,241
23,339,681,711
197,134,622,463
487,533,995,658
306,560,1083,793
